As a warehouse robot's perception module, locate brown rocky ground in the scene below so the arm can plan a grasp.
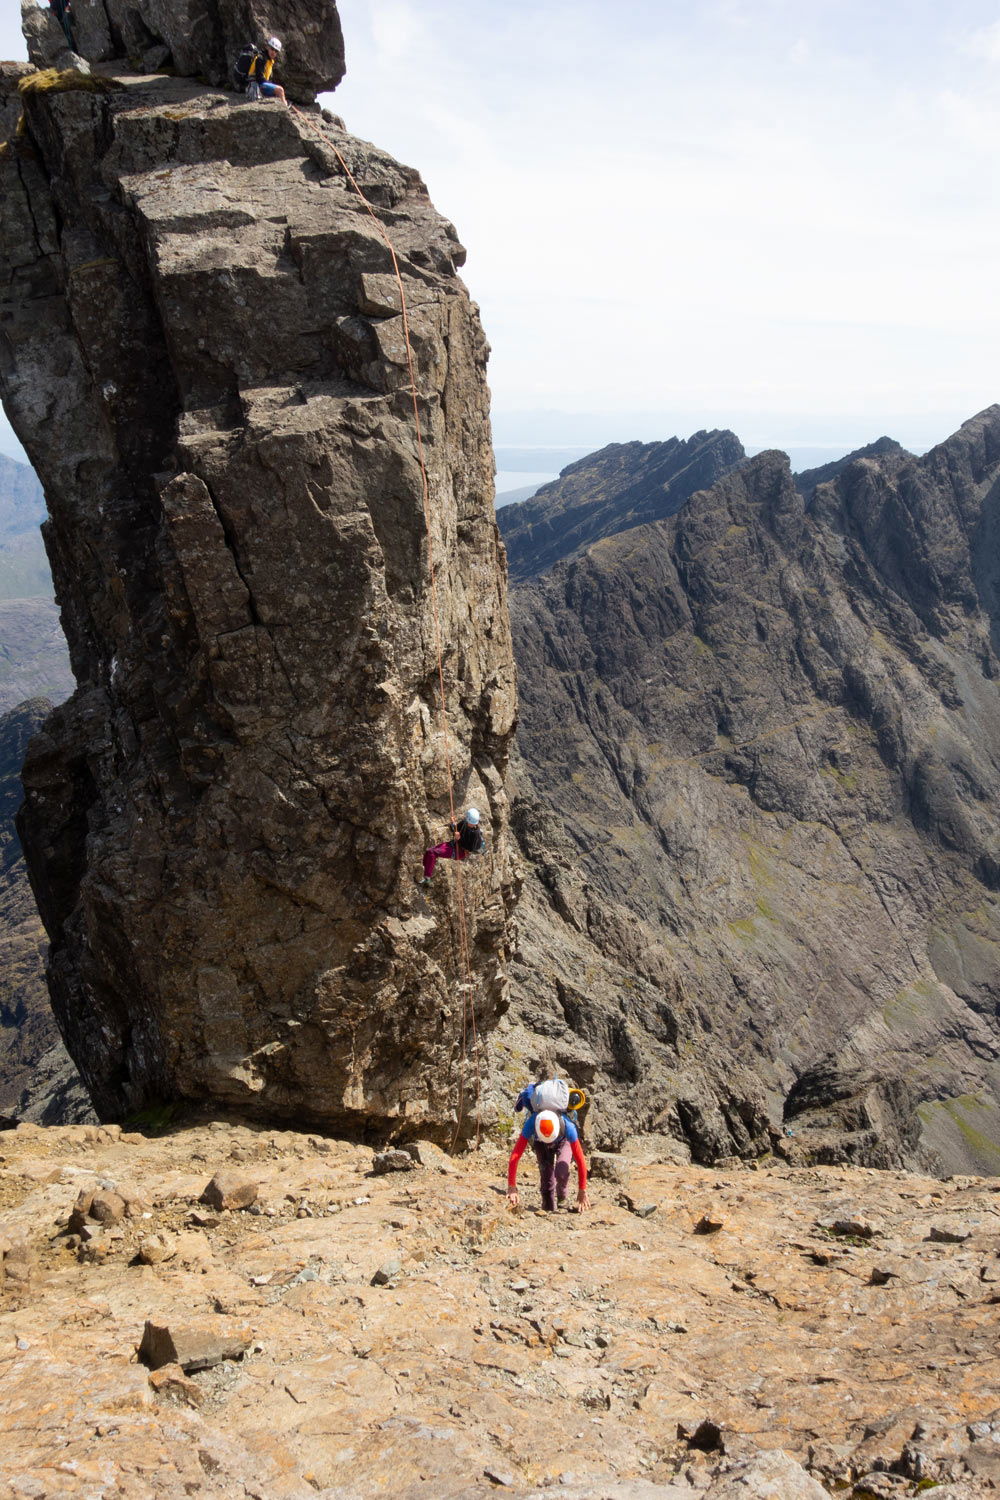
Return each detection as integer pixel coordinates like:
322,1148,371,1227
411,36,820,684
2,1122,999,1498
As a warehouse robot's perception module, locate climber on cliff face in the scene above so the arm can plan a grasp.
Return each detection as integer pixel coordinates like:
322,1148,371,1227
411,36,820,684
418,807,486,884
507,1107,590,1214
245,37,287,105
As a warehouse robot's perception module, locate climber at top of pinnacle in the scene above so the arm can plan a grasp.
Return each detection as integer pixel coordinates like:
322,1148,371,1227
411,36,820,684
239,36,287,107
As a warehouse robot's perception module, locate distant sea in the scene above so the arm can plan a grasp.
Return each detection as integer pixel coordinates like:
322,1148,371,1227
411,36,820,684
494,470,559,506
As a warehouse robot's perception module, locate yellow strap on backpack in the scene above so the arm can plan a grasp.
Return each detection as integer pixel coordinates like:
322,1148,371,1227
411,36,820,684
567,1088,587,1114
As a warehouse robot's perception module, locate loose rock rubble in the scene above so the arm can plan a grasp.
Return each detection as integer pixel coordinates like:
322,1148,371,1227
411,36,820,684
2,1121,1000,1496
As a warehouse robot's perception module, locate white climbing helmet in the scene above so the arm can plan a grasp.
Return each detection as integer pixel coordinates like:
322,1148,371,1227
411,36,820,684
464,807,481,825
267,36,282,51
535,1110,563,1145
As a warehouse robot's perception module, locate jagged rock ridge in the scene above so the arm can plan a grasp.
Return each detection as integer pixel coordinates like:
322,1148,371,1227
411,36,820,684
1,55,516,1136
498,430,746,581
793,435,909,496
504,410,1000,1172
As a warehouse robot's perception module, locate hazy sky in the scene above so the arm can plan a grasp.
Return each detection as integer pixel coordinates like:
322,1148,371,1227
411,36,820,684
2,1,1000,459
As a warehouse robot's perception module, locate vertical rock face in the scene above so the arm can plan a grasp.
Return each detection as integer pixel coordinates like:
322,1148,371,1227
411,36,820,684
0,65,517,1137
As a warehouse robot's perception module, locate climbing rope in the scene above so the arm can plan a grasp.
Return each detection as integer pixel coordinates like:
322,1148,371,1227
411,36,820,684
290,108,483,1143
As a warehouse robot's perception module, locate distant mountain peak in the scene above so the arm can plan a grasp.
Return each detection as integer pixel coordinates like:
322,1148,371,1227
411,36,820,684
498,428,746,581
794,435,910,497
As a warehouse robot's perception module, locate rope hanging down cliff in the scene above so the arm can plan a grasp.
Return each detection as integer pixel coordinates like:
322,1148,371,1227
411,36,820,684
291,108,484,1141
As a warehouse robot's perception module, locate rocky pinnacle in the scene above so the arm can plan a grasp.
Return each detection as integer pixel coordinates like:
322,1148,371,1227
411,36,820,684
0,26,517,1135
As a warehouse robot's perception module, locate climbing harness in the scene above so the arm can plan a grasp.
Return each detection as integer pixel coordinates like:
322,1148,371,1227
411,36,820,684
290,107,484,1143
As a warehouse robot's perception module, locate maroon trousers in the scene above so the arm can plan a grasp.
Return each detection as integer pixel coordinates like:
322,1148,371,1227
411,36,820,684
423,841,468,879
533,1139,572,1211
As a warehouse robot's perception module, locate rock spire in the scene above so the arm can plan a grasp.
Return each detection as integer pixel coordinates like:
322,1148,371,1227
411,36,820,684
1,53,516,1136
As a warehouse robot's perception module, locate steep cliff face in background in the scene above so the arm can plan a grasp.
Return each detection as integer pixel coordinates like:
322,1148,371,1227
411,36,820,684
0,19,517,1138
504,410,1000,1172
0,453,73,712
0,698,92,1123
498,430,746,582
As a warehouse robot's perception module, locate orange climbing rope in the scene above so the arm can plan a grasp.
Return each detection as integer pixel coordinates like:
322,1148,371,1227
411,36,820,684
293,110,483,1142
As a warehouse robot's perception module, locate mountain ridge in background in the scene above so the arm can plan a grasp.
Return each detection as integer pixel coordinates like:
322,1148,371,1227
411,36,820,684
501,405,1000,1173
0,451,73,712
498,429,747,581
0,696,91,1123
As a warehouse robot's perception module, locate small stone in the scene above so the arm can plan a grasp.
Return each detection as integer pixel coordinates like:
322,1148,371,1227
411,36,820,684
693,1215,724,1235
148,1361,204,1407
869,1267,896,1286
138,1319,253,1372
509,1279,530,1293
371,1150,415,1175
89,1191,126,1225
137,1234,176,1266
67,1190,95,1234
371,1258,402,1286
817,1216,878,1239
200,1173,258,1211
484,1468,516,1487
187,1211,220,1229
